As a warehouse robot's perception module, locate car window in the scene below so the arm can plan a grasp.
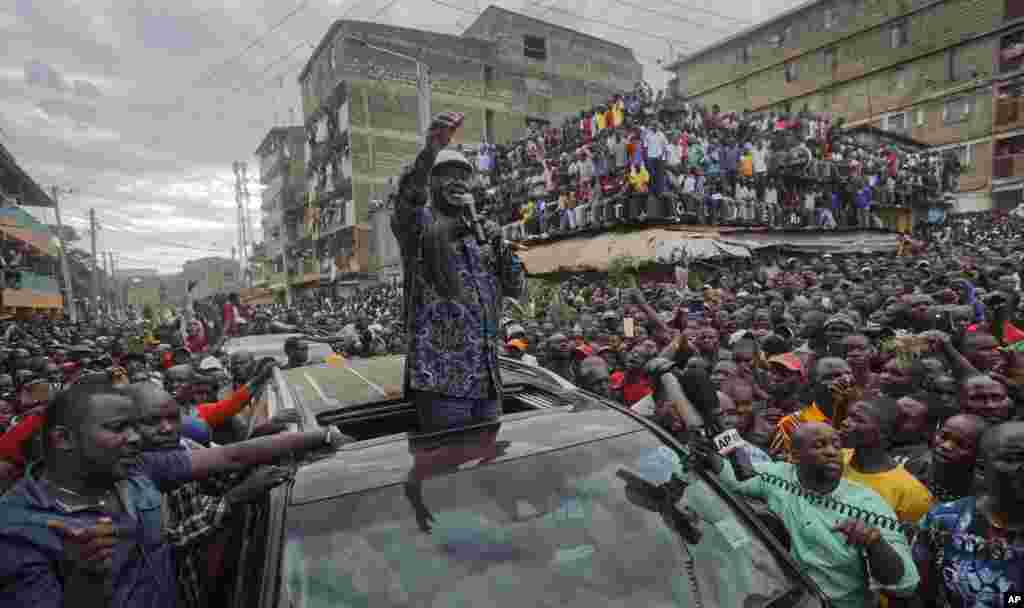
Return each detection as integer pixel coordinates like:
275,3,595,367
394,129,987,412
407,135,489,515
280,432,801,607
282,355,406,413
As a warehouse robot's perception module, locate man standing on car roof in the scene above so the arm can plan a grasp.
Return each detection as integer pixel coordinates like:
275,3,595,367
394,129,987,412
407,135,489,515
390,112,525,432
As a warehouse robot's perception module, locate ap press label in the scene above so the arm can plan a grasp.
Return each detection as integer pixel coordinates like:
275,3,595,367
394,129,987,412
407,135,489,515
1006,592,1023,607
713,428,744,455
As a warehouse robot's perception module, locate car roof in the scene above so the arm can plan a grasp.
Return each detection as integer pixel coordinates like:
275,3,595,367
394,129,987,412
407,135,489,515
281,355,575,415
289,405,645,505
222,334,334,364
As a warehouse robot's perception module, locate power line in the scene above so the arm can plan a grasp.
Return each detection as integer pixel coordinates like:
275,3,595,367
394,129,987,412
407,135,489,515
64,217,229,254
196,0,313,85
425,0,675,63
369,0,403,20
654,0,752,25
615,0,736,35
254,40,315,78
521,0,698,47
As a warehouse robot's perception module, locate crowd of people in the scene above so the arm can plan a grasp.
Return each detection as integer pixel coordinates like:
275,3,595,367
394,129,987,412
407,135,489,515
0,204,1018,605
496,209,1024,607
0,85,1021,604
463,83,962,239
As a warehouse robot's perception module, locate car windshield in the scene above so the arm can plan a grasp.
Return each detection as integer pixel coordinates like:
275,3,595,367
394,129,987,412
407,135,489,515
226,335,333,365
281,431,800,607
282,355,406,413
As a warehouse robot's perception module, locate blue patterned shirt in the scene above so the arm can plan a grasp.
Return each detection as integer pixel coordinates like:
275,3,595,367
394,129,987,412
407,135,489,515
912,497,1024,607
392,148,524,400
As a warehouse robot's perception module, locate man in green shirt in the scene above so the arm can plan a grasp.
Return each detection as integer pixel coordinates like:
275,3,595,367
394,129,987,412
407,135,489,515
696,422,919,608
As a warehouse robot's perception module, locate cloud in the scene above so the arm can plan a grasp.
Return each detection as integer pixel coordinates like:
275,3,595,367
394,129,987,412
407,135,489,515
24,59,66,91
73,79,102,98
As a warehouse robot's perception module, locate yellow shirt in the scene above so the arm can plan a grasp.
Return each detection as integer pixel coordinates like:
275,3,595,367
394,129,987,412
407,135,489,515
596,112,606,131
628,165,650,192
841,449,934,524
612,101,624,127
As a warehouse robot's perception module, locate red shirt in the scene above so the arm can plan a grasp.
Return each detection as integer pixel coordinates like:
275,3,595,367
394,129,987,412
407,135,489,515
611,370,653,406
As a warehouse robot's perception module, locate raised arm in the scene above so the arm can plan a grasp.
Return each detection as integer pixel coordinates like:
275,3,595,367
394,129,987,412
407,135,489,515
391,112,465,248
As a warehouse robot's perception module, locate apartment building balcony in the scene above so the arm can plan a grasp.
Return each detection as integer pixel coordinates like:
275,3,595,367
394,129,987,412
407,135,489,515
993,134,1024,185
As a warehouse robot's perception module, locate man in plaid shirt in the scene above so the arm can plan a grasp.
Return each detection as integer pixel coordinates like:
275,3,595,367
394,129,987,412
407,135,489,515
132,383,296,608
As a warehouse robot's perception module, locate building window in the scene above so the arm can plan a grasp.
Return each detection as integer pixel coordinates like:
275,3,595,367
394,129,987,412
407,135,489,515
885,112,907,132
739,44,751,64
523,35,547,61
947,47,974,81
890,20,909,48
483,65,494,89
944,95,974,123
894,65,910,89
824,7,837,30
770,27,790,48
823,46,837,71
1009,0,1024,21
785,61,799,82
952,143,974,169
327,43,335,71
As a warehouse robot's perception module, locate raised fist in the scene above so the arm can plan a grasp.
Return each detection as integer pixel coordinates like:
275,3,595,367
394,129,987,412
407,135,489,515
428,112,465,149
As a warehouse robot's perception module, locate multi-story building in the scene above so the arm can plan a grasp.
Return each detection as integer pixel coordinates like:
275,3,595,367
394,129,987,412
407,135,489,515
297,6,642,285
0,143,65,317
181,257,241,302
665,0,1024,214
254,126,307,301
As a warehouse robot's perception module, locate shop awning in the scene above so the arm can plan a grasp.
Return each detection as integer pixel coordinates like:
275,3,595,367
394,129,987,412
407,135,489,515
719,229,902,255
2,289,62,310
517,227,745,274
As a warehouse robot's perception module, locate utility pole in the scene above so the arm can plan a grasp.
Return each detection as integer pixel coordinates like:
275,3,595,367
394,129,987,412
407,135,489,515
107,251,118,319
102,250,109,315
232,162,250,287
89,208,99,321
49,186,77,323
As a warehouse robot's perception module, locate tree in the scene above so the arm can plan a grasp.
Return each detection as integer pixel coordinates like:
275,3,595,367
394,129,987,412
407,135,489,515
142,304,155,320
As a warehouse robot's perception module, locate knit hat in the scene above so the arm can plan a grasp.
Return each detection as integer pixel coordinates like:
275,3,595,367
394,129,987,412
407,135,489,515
767,352,803,373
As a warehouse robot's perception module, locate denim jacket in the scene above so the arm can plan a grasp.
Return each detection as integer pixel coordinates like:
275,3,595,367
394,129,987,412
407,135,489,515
391,145,524,400
0,454,190,608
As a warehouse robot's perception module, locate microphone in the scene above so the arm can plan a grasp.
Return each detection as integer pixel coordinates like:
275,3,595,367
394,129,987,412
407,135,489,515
459,193,488,245
649,361,755,479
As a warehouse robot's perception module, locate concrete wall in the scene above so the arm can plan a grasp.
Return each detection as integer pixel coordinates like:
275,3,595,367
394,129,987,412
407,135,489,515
300,14,642,280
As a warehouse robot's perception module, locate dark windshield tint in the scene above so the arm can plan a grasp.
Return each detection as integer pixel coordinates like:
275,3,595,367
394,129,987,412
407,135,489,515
282,433,799,606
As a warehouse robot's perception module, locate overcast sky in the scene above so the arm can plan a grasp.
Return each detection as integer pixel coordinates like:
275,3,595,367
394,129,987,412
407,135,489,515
3,0,804,275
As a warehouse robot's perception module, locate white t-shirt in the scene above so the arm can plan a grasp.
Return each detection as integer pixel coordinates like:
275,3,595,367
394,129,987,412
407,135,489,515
752,147,768,173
